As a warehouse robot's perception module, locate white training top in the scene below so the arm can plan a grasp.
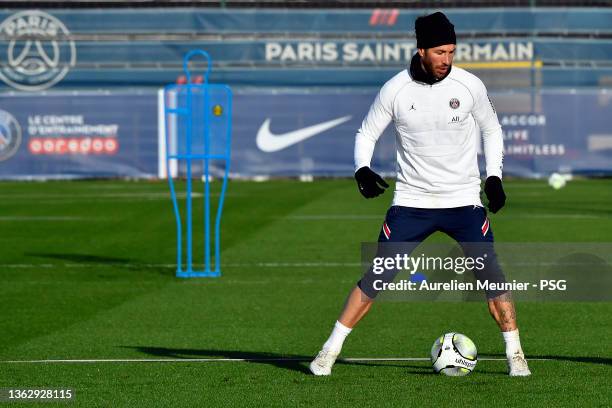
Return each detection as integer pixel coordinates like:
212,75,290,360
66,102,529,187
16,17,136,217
354,66,504,209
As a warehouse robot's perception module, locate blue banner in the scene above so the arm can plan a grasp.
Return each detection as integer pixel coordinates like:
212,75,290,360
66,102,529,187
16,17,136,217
0,90,158,179
63,40,612,64
0,88,610,179
0,9,610,90
227,89,612,178
0,8,609,34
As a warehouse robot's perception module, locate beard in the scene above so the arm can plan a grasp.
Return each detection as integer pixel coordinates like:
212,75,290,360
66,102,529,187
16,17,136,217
421,57,450,80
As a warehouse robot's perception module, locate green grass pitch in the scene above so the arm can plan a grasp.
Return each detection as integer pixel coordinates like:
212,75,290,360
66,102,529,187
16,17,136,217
0,179,610,406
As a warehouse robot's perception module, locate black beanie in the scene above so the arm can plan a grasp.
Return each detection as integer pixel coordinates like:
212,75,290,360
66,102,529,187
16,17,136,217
415,12,456,49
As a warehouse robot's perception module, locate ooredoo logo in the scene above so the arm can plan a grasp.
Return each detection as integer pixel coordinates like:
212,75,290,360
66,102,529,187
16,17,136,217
0,109,22,161
28,137,118,155
0,10,76,91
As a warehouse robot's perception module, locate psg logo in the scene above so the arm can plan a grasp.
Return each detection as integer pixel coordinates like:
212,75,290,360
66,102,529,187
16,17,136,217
0,10,76,91
449,98,460,109
0,109,22,161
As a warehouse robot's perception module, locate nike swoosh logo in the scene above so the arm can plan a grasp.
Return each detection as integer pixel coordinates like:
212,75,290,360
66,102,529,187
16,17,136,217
256,115,352,153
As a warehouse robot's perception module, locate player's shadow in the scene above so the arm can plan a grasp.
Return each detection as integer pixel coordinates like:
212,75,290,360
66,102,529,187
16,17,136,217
122,346,417,374
26,252,130,264
24,252,172,276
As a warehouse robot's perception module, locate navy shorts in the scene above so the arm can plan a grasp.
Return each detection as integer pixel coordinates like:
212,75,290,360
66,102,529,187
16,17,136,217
358,205,507,299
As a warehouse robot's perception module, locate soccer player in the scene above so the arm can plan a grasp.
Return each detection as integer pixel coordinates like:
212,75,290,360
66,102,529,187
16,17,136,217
310,12,531,377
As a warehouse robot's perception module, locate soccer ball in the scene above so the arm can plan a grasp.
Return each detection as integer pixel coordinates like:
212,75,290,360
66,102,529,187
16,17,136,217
430,332,478,376
548,172,567,190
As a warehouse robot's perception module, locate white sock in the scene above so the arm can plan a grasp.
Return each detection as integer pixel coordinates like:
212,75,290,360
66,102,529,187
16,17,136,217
322,321,352,354
502,329,524,358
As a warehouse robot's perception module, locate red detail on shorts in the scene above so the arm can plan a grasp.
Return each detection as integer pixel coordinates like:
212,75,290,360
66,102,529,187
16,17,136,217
481,218,490,236
383,222,391,239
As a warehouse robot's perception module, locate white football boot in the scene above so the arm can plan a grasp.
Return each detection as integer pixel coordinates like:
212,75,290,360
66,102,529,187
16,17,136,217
309,349,339,376
508,352,532,376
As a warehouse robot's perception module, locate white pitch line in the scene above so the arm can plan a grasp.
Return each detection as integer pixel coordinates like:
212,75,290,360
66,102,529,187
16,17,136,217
284,213,609,220
0,216,97,221
285,215,380,220
0,260,607,270
503,214,608,219
0,262,362,269
0,357,550,364
0,192,203,199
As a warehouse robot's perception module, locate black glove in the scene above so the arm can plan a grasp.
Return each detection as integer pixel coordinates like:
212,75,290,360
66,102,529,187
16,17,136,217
355,167,389,198
484,176,506,213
